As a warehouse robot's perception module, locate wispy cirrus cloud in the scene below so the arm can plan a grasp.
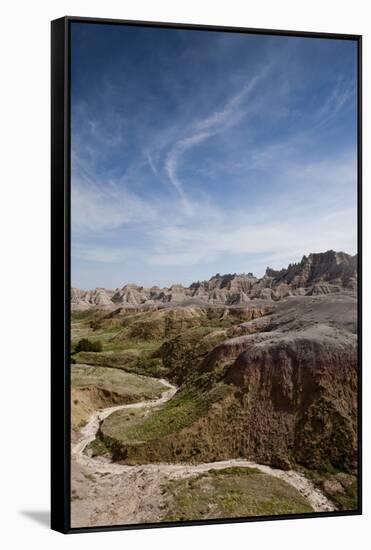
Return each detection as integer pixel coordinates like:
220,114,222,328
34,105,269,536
72,243,134,263
316,76,356,124
164,70,267,207
71,177,158,233
164,131,211,210
145,150,159,178
146,206,356,270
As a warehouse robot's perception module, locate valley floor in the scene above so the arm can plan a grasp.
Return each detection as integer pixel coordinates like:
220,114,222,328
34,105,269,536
71,375,334,528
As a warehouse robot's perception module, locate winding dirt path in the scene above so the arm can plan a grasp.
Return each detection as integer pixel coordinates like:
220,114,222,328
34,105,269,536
72,378,177,460
71,377,335,527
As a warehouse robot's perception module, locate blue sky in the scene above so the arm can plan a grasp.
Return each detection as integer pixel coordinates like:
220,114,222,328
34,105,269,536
71,22,358,289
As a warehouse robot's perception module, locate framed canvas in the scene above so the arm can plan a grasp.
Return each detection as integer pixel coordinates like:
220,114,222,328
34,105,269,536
51,16,362,533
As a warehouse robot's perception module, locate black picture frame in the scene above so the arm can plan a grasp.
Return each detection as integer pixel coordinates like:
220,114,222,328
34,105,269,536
51,16,362,534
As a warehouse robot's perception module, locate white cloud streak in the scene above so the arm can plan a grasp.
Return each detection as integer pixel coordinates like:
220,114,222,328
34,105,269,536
146,206,357,273
164,70,267,207
72,244,133,263
71,177,157,232
145,150,159,177
316,77,355,125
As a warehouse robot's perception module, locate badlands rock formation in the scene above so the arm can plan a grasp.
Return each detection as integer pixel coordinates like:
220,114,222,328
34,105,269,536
99,294,357,475
71,250,357,310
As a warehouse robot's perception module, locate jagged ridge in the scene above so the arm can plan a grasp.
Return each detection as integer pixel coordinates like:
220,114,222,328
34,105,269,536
72,250,357,309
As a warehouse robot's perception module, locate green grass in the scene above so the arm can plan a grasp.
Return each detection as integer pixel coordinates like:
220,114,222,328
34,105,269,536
206,466,261,476
73,349,169,379
71,321,162,355
104,340,160,353
101,384,229,444
86,437,110,457
71,328,118,353
160,325,228,385
71,308,233,377
71,363,165,399
71,307,258,358
163,467,313,521
73,350,140,369
71,311,133,352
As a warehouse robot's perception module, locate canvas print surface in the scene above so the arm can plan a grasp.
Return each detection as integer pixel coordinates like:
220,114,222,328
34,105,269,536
70,22,359,528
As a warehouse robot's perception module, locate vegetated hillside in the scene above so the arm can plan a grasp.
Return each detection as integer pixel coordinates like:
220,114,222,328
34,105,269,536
86,294,357,491
71,250,357,309
163,467,313,521
71,364,165,430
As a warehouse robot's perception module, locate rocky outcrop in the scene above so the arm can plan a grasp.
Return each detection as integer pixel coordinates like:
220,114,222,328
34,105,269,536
71,250,357,309
224,327,357,472
71,287,114,309
267,250,357,291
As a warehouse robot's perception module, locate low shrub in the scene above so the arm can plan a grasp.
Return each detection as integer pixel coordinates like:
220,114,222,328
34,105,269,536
75,338,103,353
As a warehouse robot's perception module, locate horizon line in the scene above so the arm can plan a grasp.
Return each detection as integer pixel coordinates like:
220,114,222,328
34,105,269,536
71,248,357,291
